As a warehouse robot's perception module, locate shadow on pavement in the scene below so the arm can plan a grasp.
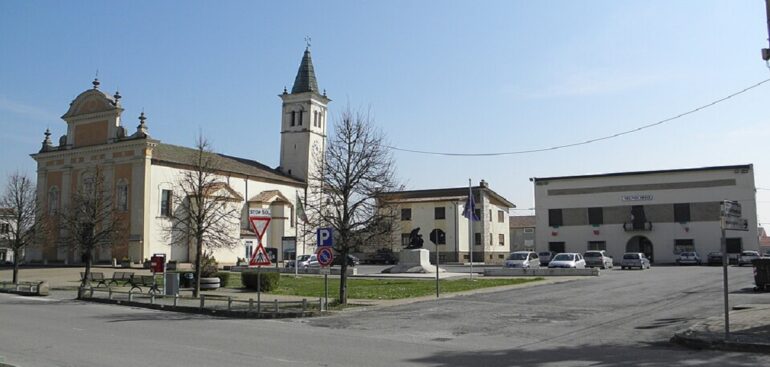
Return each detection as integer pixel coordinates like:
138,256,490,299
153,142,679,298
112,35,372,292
405,342,768,366
92,311,216,323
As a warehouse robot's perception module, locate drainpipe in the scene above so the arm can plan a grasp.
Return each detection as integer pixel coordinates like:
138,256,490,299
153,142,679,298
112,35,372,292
454,201,460,263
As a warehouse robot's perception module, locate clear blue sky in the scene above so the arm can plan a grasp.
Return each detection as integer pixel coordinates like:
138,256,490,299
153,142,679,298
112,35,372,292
1,1,769,225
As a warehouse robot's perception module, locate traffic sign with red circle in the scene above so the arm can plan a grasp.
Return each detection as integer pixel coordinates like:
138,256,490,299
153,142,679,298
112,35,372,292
316,247,334,267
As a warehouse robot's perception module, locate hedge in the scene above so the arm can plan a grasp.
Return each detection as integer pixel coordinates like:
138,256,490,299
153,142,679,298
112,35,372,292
241,271,280,291
213,272,232,287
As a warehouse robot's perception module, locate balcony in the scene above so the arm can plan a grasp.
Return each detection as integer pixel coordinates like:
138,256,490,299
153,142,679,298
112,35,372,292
623,221,653,231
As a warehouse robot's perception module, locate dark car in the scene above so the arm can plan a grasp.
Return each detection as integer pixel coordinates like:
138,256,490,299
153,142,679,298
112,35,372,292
707,252,723,266
538,251,556,266
332,254,360,267
369,249,398,264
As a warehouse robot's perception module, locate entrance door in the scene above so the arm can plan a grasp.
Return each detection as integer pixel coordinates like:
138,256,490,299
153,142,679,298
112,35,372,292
549,242,566,253
626,236,654,263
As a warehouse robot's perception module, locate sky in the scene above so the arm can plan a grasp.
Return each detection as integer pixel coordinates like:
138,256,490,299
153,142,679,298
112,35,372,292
1,1,769,225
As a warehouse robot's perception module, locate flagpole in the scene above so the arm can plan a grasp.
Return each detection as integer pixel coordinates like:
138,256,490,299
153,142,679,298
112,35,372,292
468,178,473,281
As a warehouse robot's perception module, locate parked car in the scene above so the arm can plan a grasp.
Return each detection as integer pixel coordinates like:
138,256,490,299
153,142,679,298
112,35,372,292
332,254,360,267
504,251,541,269
583,250,613,269
707,252,723,266
738,251,761,266
676,252,702,265
285,254,319,269
538,251,556,266
621,252,650,270
548,253,586,269
368,249,398,264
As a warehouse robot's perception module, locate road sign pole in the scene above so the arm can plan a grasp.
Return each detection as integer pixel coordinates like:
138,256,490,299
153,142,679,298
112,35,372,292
436,244,440,298
721,226,730,340
324,273,328,310
257,266,261,313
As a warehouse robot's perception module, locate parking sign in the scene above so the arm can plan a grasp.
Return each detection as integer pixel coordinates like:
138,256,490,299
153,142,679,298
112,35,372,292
317,227,333,247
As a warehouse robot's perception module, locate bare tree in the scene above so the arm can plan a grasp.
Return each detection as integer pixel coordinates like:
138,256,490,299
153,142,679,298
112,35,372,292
164,136,241,297
306,107,400,304
1,172,38,284
59,166,127,290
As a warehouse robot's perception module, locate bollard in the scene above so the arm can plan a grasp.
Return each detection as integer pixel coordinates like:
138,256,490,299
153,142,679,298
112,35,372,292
319,297,323,312
128,291,133,302
108,288,113,300
173,294,178,307
150,294,155,305
200,294,205,309
227,297,232,311
248,298,254,314
273,299,279,317
302,298,307,314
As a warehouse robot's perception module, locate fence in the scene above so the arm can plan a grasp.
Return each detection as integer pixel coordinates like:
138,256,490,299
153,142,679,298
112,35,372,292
78,286,326,318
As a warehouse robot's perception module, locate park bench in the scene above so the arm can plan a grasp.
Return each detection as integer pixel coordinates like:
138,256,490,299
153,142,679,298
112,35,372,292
79,272,108,287
108,271,135,287
129,275,160,294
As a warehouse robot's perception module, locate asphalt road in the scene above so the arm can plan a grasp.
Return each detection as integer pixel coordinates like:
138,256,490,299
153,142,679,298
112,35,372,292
2,265,770,366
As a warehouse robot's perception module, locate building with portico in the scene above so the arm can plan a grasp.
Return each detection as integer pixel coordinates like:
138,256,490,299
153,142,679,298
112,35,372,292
531,164,759,264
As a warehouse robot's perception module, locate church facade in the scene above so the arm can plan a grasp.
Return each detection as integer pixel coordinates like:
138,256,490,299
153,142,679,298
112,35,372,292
29,48,328,265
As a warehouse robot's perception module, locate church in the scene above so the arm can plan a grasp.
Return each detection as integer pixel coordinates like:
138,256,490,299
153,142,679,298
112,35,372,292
28,48,329,265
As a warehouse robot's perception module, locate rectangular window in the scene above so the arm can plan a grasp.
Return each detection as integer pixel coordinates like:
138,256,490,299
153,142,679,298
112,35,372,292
587,241,606,251
588,207,603,225
548,209,563,227
498,233,505,246
117,183,129,212
674,203,691,223
0,223,9,234
290,207,294,227
673,239,694,254
489,232,493,246
298,110,303,126
474,233,481,246
400,208,411,221
401,233,411,247
434,207,445,220
548,241,565,253
497,210,505,223
489,209,492,222
160,189,172,217
291,111,296,126
474,209,481,220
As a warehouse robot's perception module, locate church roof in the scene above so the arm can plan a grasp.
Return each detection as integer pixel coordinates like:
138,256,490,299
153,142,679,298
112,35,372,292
291,48,319,94
152,143,305,187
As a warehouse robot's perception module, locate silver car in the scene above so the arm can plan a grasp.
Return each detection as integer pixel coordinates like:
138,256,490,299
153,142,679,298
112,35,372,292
285,254,320,269
548,253,586,269
504,251,540,269
621,252,650,270
676,252,702,265
584,250,613,269
738,251,760,266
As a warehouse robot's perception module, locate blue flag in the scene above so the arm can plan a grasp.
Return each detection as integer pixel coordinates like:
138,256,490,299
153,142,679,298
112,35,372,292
462,191,480,221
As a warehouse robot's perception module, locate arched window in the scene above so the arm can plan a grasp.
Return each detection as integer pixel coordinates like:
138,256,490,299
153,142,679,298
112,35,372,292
116,180,129,212
291,111,296,127
48,186,59,215
298,110,303,126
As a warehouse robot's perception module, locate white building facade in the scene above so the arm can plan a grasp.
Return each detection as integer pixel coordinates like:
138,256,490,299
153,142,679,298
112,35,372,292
28,48,327,266
379,180,516,264
532,165,759,264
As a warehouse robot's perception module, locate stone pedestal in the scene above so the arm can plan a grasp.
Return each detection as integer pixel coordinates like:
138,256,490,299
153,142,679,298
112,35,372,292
383,249,446,274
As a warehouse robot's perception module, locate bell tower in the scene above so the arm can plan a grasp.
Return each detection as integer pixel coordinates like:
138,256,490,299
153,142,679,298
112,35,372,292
279,46,330,184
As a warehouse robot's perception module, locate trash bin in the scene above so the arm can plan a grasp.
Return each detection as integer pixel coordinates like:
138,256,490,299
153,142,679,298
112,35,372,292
164,272,179,296
753,258,770,291
181,272,195,288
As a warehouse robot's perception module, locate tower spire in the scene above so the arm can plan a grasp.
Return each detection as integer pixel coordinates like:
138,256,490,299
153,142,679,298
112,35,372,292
291,46,319,94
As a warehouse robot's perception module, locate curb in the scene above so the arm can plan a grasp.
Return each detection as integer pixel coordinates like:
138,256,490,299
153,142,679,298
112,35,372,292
671,331,770,354
79,297,322,319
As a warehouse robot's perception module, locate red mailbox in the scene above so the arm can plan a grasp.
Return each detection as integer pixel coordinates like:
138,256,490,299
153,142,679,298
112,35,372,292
150,254,166,273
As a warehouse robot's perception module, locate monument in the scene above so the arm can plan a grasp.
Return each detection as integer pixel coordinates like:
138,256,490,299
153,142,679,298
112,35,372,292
383,227,446,274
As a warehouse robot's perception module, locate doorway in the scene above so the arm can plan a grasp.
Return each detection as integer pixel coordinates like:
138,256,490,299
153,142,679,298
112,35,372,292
626,236,654,263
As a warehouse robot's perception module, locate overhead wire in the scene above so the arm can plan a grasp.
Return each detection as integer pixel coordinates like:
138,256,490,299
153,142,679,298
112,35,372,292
388,78,770,157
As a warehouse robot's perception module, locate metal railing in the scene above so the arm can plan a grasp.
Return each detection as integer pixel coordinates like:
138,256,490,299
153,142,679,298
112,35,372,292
78,286,326,317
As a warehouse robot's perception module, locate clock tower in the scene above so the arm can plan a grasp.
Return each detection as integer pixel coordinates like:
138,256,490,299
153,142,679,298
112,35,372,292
279,47,330,186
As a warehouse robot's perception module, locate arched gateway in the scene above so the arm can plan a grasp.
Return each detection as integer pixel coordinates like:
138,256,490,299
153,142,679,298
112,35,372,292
626,236,654,263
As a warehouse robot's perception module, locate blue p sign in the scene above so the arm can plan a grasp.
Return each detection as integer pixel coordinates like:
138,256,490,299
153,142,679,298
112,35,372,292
317,227,333,247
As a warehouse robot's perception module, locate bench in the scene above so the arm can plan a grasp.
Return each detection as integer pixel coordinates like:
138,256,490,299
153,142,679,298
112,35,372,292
129,275,160,294
108,271,135,287
80,272,108,287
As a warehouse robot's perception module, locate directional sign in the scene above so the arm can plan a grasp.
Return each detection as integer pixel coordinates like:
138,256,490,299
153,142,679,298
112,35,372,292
317,227,333,247
316,247,334,267
249,243,272,266
721,200,749,231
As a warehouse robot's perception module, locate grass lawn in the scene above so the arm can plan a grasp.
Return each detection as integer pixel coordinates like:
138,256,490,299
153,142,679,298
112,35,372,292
224,273,542,300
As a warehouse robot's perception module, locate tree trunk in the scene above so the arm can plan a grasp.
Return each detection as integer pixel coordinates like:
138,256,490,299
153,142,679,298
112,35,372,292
82,251,92,288
193,237,203,297
12,252,19,284
339,257,348,305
